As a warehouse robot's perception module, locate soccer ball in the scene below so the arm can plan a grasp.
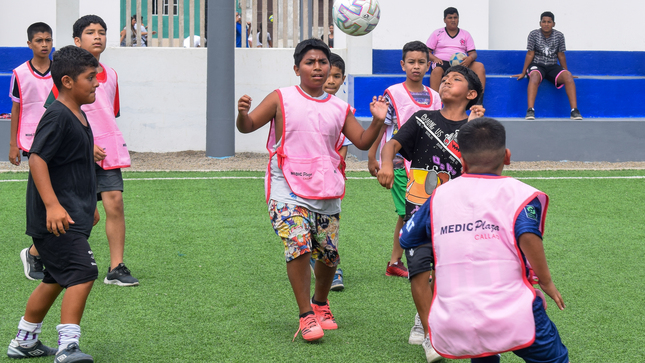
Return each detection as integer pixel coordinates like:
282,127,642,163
332,0,380,36
449,52,467,66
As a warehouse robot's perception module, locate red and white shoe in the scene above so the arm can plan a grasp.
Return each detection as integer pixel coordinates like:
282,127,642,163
311,300,338,330
293,313,324,342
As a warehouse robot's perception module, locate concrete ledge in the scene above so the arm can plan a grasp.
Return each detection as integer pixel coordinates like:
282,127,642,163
349,117,645,162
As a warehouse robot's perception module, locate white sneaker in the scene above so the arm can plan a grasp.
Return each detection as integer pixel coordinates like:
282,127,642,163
422,334,443,362
408,313,424,345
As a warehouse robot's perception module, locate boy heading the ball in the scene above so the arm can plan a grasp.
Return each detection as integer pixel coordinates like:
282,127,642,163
512,11,582,120
7,45,100,362
426,7,486,96
399,117,569,363
368,41,441,281
378,65,484,363
236,39,388,342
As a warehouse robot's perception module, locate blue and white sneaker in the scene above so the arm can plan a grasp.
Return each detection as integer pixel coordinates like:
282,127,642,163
7,339,56,358
331,268,344,291
54,342,93,362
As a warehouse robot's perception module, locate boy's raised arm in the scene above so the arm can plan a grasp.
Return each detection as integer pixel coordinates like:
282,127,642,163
518,232,565,310
236,91,279,133
342,95,388,150
29,154,74,236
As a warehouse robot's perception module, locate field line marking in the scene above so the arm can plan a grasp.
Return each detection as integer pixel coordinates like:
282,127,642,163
2,175,645,183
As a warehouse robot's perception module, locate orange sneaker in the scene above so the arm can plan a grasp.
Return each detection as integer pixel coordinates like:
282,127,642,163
293,313,324,342
311,300,338,330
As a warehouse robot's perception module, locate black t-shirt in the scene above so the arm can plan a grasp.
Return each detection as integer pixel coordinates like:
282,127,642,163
26,101,96,238
392,110,467,218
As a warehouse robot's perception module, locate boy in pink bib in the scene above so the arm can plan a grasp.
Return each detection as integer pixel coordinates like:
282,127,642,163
237,39,388,342
400,117,569,363
8,22,54,281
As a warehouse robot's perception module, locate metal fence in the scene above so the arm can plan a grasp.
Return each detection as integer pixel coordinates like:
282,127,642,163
122,0,332,48
123,0,205,47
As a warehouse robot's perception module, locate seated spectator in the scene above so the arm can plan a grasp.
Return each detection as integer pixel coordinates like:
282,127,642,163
120,14,148,47
426,7,486,100
511,11,582,120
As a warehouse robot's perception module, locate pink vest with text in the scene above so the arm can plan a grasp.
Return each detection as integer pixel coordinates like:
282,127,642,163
429,174,549,359
381,83,441,172
82,64,130,170
13,61,53,151
265,86,349,202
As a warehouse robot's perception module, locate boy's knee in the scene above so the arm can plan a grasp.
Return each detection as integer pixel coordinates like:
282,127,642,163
470,61,485,73
101,191,124,212
431,67,445,77
528,73,541,84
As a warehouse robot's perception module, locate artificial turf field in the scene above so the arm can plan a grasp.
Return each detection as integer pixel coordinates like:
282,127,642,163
1,169,644,362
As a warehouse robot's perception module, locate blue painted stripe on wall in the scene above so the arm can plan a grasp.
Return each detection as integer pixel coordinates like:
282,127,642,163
349,75,645,118
373,49,645,76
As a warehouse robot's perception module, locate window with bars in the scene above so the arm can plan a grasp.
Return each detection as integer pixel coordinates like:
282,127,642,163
152,0,178,15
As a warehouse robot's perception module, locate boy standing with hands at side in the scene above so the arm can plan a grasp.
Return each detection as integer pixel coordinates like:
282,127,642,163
379,65,484,362
237,39,387,342
8,22,54,280
7,45,100,362
368,41,442,280
46,15,138,286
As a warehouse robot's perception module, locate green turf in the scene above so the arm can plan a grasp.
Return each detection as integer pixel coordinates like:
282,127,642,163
1,170,644,362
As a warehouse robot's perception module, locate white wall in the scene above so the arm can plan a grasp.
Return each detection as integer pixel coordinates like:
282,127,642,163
368,0,490,50
101,47,208,152
488,0,645,51
0,0,120,48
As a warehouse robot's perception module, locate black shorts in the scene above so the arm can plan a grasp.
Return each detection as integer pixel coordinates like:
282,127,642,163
527,63,567,88
405,243,434,279
33,232,98,288
435,61,452,72
95,165,123,200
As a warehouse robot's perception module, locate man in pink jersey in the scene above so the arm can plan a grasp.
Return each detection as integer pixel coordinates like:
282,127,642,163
426,7,486,97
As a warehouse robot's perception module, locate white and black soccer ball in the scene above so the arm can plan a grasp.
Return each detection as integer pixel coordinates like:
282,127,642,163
332,0,380,37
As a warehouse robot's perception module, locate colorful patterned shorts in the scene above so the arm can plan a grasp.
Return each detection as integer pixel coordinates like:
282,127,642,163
268,200,340,267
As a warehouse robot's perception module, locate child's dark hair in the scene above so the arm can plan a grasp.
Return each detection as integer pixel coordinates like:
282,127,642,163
401,40,430,61
457,117,506,166
540,11,555,22
444,7,459,18
293,38,330,66
329,53,345,76
444,65,483,109
51,45,99,90
27,22,52,41
72,15,108,39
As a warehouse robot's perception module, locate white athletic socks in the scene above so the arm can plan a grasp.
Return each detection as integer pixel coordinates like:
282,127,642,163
56,324,81,352
15,317,42,348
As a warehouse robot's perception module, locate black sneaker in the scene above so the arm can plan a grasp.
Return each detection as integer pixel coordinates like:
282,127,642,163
104,263,139,286
525,108,535,120
570,108,583,120
54,342,93,363
7,339,57,358
20,247,44,280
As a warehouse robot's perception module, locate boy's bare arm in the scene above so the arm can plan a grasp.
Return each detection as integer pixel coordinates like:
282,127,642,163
518,232,565,310
512,50,535,80
376,139,402,189
9,102,21,165
367,124,386,176
29,154,75,236
342,95,388,150
236,91,279,133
